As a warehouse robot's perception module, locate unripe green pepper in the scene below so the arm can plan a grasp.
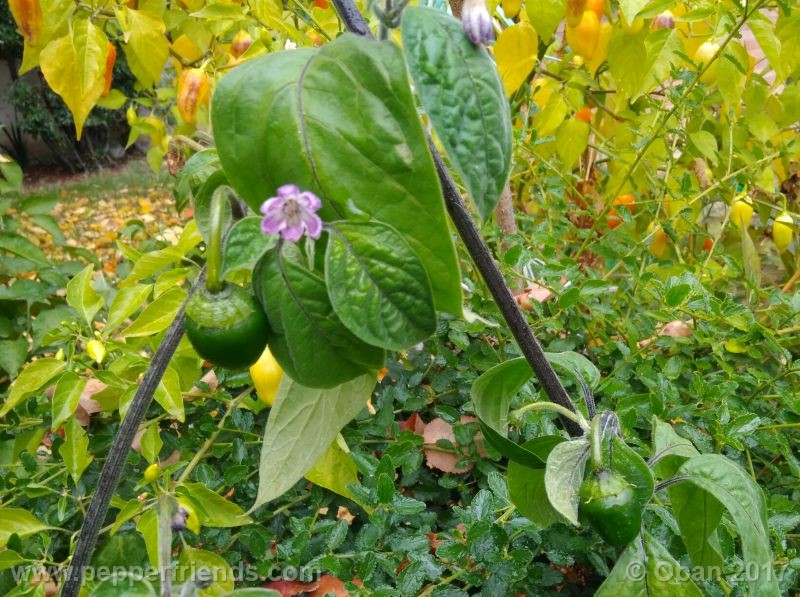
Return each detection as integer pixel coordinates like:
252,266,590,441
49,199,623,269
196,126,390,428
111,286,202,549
579,469,641,546
185,283,270,370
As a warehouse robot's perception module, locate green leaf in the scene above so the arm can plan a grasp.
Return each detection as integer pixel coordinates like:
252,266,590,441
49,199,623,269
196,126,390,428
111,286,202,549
544,438,590,526
472,358,544,467
177,483,253,527
212,33,461,314
135,508,158,567
176,547,234,597
0,549,25,571
59,416,93,483
117,8,169,88
611,437,654,511
0,358,66,418
748,16,781,72
401,7,512,219
0,232,50,266
618,0,649,20
669,482,724,571
174,149,221,213
193,170,231,245
153,367,185,422
717,41,749,112
741,227,761,290
651,417,698,478
67,264,104,326
0,508,53,547
51,371,86,431
0,338,28,377
507,437,566,528
105,284,152,335
556,118,589,170
472,353,597,465
110,499,145,535
304,438,359,502
607,28,647,101
688,130,718,166
253,247,384,388
640,29,682,95
39,18,108,138
121,247,184,287
139,424,162,464
122,287,186,338
596,532,704,596
254,374,375,508
325,221,436,350
525,0,566,41
222,216,276,280
676,454,780,596
546,350,601,389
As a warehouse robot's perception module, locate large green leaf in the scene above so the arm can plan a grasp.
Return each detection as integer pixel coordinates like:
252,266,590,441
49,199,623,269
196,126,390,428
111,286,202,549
507,436,566,528
325,221,436,350
544,438,590,526
212,33,461,314
596,531,704,596
651,417,698,478
253,246,384,388
0,232,50,266
0,358,66,418
304,437,359,502
254,374,375,508
401,7,511,220
51,371,86,431
67,264,104,326
525,0,566,41
176,483,253,527
676,454,780,596
0,508,53,547
222,217,276,280
471,353,596,466
58,416,93,483
669,482,724,571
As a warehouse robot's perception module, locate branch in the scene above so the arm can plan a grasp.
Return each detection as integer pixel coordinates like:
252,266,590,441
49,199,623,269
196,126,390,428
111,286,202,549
60,274,202,597
331,0,582,436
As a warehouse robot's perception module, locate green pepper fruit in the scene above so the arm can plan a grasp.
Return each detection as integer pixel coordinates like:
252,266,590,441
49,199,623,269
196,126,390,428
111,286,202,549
579,469,642,547
185,283,270,370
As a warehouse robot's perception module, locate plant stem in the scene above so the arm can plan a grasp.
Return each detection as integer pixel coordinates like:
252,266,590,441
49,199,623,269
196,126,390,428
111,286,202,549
512,401,588,430
205,192,225,292
60,274,203,597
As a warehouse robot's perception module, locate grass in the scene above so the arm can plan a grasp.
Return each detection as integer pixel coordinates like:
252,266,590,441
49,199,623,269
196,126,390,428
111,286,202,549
23,158,171,200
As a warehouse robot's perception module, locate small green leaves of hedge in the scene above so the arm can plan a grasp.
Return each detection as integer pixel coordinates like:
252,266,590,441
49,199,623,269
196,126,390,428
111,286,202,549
401,7,512,220
0,358,66,418
175,483,252,528
255,374,375,508
212,33,461,314
325,221,436,350
675,454,780,597
253,247,384,388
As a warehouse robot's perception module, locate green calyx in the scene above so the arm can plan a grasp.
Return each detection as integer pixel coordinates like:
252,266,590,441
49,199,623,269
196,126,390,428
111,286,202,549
185,283,270,370
579,469,642,547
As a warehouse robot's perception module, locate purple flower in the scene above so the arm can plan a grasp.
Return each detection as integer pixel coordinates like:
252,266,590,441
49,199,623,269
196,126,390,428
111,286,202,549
171,507,188,531
462,0,494,46
260,184,323,242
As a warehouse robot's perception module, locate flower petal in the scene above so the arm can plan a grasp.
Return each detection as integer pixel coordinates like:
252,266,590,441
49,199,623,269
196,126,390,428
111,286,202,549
282,224,305,242
299,191,322,212
303,213,323,239
277,184,300,198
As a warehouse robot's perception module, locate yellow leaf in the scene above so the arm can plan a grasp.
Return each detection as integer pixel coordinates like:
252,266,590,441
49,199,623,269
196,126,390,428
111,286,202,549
39,18,109,139
494,21,538,96
117,8,169,88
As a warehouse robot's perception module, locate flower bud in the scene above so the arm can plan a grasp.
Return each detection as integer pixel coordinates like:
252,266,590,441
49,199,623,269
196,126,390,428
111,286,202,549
230,30,253,59
103,43,117,97
462,0,494,46
650,10,674,30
